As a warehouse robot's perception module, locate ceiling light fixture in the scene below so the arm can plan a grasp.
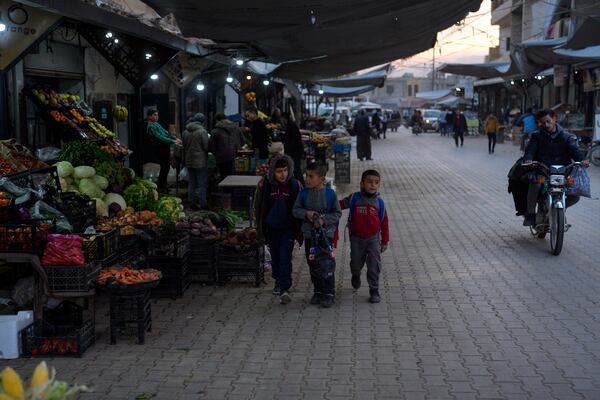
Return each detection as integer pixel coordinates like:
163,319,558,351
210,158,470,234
226,73,234,83
105,32,113,38
263,79,270,86
114,38,119,44
0,23,6,32
145,53,152,60
196,82,205,91
235,58,244,66
309,10,317,25
246,75,252,80
150,74,159,80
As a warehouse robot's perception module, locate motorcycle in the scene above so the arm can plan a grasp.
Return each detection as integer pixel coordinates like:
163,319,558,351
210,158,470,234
524,161,582,255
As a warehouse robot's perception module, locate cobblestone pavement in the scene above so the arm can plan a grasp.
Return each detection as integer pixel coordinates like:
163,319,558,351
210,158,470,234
3,127,600,400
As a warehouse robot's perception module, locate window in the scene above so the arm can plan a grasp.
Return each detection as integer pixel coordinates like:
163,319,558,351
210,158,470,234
386,85,395,95
408,85,412,97
414,85,419,94
506,37,511,52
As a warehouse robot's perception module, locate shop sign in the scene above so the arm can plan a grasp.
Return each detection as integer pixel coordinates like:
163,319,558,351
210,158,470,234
0,0,60,70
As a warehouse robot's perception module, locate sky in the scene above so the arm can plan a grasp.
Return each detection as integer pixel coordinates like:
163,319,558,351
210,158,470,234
391,0,499,77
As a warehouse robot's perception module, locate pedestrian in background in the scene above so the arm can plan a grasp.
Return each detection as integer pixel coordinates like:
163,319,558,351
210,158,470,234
209,113,245,180
439,109,448,136
281,112,305,185
445,108,455,137
245,107,269,161
354,110,372,161
181,113,209,209
516,108,536,151
371,111,381,139
452,110,467,147
484,112,500,154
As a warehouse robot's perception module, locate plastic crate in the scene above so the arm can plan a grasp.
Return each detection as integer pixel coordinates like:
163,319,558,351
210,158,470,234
148,230,189,258
109,289,151,345
0,220,55,255
54,193,96,233
44,263,100,294
20,319,95,357
333,143,351,153
43,301,83,326
81,229,118,263
118,235,142,264
188,237,216,283
215,244,264,287
147,255,189,298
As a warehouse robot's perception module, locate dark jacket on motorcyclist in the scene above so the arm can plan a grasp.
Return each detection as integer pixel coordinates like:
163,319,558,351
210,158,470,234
523,125,583,165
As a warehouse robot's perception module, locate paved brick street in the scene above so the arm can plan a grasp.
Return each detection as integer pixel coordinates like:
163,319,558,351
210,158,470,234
2,127,600,400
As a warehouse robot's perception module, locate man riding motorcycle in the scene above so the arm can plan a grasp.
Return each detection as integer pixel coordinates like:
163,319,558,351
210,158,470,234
521,109,589,226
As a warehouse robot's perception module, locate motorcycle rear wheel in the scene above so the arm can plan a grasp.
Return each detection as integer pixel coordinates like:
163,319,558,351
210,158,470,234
550,207,565,256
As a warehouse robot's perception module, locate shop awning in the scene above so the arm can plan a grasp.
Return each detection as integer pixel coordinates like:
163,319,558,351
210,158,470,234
143,0,484,80
398,97,429,108
553,46,600,62
307,84,379,97
416,89,451,100
562,16,600,50
315,64,390,88
436,95,469,106
439,61,510,78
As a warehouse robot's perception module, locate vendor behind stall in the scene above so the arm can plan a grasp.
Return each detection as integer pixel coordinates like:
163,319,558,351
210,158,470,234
245,107,269,161
146,109,181,192
209,113,246,180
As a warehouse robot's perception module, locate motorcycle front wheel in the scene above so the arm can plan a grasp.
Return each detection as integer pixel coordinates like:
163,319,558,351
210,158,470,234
550,207,565,256
589,146,600,167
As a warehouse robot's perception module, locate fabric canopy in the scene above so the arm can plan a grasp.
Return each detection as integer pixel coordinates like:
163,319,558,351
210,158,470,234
144,0,483,80
307,84,379,97
438,61,515,78
315,64,390,88
416,89,451,100
563,16,600,50
553,46,600,62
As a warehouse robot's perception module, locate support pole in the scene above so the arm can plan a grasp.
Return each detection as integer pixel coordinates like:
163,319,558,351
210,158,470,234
0,71,9,139
130,87,143,175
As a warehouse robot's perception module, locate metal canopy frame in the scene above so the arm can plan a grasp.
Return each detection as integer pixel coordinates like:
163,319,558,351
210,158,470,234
77,23,178,88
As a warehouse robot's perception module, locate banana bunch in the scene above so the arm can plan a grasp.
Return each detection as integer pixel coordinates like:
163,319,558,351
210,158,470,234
89,121,116,138
113,105,129,122
311,133,327,144
0,362,88,399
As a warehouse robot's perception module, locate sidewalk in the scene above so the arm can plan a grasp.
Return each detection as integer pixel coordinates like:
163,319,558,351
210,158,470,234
2,128,600,400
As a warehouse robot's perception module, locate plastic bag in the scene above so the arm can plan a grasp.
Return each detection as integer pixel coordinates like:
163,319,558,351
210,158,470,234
567,166,591,198
42,234,84,266
30,200,73,232
11,276,35,308
35,147,62,163
179,167,189,182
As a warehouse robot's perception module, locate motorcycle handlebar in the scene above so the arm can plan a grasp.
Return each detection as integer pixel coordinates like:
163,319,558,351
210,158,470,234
522,161,583,176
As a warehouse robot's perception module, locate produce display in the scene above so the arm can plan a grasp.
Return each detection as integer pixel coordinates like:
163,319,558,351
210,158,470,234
154,196,185,222
97,267,161,285
29,339,80,356
54,160,110,217
183,214,220,239
122,179,159,211
28,88,128,156
221,227,258,247
0,192,11,207
255,164,269,176
310,132,329,148
95,207,164,231
0,361,88,399
113,105,129,122
0,139,47,175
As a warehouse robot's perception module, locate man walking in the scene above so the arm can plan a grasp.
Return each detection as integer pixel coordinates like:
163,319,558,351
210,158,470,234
354,110,372,161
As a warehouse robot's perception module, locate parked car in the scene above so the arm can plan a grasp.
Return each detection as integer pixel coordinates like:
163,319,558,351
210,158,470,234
420,109,442,132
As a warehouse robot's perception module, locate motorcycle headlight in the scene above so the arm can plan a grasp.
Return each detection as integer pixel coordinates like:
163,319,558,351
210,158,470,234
425,119,430,124
550,175,565,185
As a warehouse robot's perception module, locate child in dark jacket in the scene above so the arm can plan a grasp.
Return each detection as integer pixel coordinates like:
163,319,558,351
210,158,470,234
340,169,389,303
255,155,301,304
292,162,342,308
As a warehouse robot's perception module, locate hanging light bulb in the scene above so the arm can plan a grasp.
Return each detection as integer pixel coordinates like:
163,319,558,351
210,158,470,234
309,10,316,25
150,74,159,80
226,73,234,83
263,79,270,86
510,80,515,85
0,23,7,32
246,75,252,80
145,53,152,60
235,58,244,66
196,82,205,91
114,38,119,44
105,32,113,38
318,88,324,95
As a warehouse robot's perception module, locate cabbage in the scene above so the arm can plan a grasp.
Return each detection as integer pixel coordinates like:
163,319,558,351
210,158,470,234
103,193,127,210
125,167,136,179
94,198,108,217
64,177,73,185
74,165,95,179
59,177,68,191
56,161,74,178
93,175,109,190
79,178,101,198
67,185,79,193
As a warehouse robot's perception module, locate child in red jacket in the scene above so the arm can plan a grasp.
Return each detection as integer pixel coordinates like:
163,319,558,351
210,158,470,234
340,169,389,303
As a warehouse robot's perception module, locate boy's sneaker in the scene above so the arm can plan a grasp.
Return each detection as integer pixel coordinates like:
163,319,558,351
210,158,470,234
321,295,335,308
351,274,361,290
272,285,281,296
310,293,322,305
369,289,381,304
279,292,291,304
